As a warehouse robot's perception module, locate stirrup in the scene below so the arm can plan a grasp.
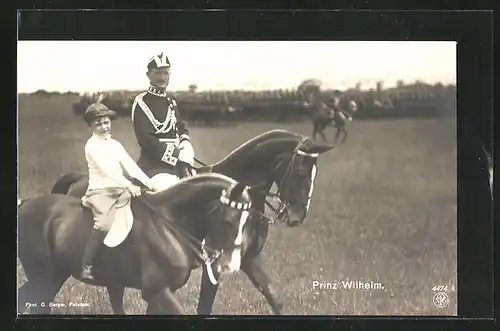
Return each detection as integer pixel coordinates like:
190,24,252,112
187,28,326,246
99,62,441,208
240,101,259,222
80,265,95,280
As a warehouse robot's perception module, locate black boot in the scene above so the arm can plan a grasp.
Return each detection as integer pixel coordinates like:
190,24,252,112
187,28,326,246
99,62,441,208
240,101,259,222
80,228,107,281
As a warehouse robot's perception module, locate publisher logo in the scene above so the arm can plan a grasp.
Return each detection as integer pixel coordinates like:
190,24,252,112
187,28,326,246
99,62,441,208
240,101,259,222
432,291,449,308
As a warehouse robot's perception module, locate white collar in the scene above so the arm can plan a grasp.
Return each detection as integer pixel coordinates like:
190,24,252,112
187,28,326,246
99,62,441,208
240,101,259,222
148,85,167,97
92,132,112,140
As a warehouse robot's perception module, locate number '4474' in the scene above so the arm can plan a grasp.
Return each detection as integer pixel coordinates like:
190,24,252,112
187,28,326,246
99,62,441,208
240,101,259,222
432,285,448,292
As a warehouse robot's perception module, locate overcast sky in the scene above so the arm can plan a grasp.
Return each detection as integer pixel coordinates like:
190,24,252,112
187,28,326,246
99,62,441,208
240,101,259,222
17,41,456,93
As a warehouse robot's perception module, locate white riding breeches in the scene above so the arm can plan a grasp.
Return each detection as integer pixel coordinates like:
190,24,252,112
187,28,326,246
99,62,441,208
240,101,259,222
150,173,180,192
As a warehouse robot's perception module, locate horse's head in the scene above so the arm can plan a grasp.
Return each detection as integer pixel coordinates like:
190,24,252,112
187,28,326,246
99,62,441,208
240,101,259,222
269,137,335,227
211,130,335,227
204,181,252,283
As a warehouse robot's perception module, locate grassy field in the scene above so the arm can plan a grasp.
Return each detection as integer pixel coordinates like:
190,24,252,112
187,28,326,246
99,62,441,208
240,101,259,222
17,95,457,315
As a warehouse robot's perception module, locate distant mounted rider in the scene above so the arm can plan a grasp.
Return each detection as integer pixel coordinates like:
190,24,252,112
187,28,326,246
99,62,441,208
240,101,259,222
328,90,357,126
132,52,196,192
310,89,357,144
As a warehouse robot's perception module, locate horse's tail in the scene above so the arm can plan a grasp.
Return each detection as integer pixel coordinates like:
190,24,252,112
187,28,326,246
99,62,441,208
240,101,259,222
50,172,84,194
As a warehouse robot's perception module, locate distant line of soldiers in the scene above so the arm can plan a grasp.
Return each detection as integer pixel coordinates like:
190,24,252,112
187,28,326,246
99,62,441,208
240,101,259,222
72,83,456,121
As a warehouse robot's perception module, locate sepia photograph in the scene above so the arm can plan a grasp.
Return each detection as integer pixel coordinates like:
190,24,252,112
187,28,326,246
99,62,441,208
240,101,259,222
17,40,457,316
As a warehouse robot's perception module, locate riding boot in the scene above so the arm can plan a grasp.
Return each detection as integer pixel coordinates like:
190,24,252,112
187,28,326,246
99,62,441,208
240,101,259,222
80,228,107,281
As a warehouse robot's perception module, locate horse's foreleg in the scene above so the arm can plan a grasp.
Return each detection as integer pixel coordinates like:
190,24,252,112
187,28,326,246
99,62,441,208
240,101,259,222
312,123,318,141
106,284,126,314
320,131,327,142
314,122,327,142
18,276,68,314
241,255,283,315
196,266,220,315
341,129,348,143
145,287,185,315
333,127,342,145
17,281,36,314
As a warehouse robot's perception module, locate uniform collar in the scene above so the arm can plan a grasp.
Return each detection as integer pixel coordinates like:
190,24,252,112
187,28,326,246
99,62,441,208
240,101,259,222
148,85,167,97
92,132,112,140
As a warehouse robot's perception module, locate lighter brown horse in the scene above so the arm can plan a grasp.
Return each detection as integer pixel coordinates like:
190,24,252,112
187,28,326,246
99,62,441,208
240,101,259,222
18,174,254,314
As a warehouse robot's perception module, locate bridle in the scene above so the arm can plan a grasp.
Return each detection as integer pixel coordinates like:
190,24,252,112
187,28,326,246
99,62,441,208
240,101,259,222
200,184,252,284
247,138,319,225
194,138,319,225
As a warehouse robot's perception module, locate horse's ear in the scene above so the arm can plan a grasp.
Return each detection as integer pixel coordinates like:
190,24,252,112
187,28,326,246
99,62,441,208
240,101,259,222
304,141,336,155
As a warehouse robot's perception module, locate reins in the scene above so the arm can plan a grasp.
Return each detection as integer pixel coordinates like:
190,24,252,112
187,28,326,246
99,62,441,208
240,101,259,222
194,156,286,224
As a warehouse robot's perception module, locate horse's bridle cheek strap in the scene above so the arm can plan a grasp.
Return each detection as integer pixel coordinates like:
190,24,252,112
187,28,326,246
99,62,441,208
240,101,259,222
279,151,304,198
280,148,319,207
268,150,301,217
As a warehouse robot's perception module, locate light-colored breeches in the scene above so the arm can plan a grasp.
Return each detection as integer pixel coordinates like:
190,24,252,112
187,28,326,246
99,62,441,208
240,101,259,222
81,187,131,231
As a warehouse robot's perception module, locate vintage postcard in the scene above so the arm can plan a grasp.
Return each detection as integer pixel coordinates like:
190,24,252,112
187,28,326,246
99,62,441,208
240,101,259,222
17,39,457,316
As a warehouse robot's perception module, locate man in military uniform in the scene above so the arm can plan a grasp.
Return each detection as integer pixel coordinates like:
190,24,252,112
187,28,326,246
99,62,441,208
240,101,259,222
131,52,196,192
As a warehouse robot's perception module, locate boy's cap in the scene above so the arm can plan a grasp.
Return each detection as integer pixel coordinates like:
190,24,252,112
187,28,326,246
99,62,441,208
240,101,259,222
84,103,117,123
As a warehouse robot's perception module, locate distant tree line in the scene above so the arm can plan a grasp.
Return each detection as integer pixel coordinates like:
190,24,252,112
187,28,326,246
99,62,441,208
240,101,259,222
29,90,80,97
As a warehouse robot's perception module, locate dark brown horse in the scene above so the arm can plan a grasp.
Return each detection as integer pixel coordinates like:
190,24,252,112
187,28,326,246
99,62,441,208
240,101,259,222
18,173,254,315
50,129,336,314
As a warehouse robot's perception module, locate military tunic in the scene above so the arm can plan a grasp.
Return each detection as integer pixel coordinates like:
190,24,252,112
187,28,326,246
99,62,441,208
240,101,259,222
132,86,192,178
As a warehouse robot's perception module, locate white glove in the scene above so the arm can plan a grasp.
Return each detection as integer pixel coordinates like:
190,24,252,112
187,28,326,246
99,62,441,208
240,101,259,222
178,140,195,166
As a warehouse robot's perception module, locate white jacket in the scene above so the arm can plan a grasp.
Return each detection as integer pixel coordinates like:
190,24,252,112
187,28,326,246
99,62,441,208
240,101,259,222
85,133,153,190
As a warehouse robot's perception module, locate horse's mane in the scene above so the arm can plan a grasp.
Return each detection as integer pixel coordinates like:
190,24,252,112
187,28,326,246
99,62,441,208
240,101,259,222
213,129,304,168
136,173,241,251
145,173,237,211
